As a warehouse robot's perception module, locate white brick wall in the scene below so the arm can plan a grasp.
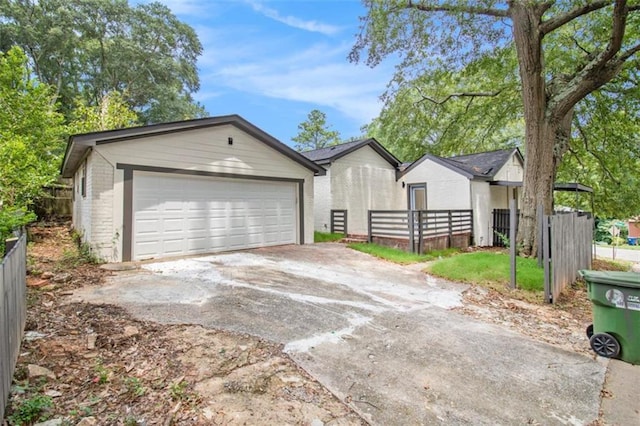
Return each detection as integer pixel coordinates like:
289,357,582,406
313,166,332,232
89,152,115,261
330,146,399,235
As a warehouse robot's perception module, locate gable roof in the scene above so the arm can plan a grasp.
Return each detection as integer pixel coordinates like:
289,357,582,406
60,114,325,178
300,138,401,168
400,148,523,180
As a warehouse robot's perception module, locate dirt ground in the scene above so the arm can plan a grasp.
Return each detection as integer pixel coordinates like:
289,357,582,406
4,223,609,425
5,224,363,425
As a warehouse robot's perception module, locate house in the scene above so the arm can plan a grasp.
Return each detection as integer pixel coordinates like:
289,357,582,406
60,115,324,262
398,148,524,246
304,139,524,247
301,138,402,235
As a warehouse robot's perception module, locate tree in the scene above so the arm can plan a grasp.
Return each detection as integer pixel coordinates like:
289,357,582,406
0,0,206,123
68,90,139,134
293,109,341,151
0,46,66,243
351,1,640,255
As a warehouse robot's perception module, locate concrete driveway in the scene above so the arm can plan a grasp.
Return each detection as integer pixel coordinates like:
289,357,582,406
72,244,605,425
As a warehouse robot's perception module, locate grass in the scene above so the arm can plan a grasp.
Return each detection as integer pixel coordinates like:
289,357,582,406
348,242,458,265
314,231,344,243
427,251,544,292
600,243,640,251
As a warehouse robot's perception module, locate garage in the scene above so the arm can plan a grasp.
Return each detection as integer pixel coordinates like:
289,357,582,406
60,115,324,262
133,172,297,260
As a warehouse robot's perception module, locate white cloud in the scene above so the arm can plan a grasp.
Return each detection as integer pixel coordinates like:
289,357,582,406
246,0,341,35
212,43,392,125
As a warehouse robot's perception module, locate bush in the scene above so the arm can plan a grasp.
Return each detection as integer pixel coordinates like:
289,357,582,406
0,207,35,256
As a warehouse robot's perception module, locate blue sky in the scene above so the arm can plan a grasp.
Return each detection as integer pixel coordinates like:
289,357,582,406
150,0,395,146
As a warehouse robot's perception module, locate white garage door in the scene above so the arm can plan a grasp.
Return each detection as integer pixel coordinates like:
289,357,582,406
132,172,297,260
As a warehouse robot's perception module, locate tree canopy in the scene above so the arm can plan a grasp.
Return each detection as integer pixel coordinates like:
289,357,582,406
293,109,341,151
0,0,206,123
352,0,640,255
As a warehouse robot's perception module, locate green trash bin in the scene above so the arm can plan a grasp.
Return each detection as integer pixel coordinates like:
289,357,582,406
580,270,640,364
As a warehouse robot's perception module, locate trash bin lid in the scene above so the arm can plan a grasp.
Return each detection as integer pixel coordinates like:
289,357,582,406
579,270,640,289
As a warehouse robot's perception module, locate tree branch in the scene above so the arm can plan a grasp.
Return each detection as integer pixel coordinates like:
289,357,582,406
547,0,634,120
540,1,610,35
415,87,503,105
405,1,508,18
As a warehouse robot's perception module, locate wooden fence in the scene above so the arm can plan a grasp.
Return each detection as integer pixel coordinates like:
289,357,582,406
541,211,593,303
368,210,473,253
330,210,347,235
0,232,27,419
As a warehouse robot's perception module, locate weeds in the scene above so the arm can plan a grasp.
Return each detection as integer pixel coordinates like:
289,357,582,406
7,394,53,425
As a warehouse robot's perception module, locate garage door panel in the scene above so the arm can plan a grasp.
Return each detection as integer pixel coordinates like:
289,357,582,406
133,173,297,260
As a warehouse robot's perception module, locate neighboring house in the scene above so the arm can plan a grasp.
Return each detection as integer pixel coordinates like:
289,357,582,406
398,148,524,246
301,139,402,235
60,115,324,262
304,139,524,246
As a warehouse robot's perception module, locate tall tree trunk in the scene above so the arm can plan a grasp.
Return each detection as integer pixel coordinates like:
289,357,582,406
510,2,549,256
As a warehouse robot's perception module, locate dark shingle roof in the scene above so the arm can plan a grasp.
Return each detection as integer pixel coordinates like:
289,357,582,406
442,149,520,178
300,138,400,167
400,148,523,180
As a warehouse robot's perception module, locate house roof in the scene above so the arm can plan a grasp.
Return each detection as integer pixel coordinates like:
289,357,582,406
60,114,325,178
300,138,401,168
400,148,523,180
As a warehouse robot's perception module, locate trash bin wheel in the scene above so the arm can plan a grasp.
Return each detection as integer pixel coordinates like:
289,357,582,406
586,324,594,338
590,333,620,358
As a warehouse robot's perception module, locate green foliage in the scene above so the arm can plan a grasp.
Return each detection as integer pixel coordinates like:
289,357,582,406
352,1,640,229
0,47,66,210
124,377,146,397
0,207,35,256
0,0,205,123
68,91,139,134
7,394,53,425
314,231,344,243
348,242,458,264
428,252,544,292
293,109,341,151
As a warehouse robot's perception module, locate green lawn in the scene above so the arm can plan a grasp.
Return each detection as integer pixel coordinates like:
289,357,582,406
427,251,544,292
314,231,344,243
599,243,640,251
348,242,458,265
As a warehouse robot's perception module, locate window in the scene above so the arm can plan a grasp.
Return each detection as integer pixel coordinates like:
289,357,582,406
81,161,87,198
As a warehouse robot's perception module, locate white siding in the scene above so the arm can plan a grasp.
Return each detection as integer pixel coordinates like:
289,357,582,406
493,153,524,181
313,166,331,232
471,181,492,246
399,158,471,211
330,146,399,235
94,124,314,261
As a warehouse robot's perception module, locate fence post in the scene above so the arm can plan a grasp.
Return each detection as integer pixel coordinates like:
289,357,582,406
509,199,517,289
343,210,348,236
537,205,544,267
418,211,424,254
448,210,453,248
543,213,552,303
330,210,335,234
408,211,415,253
4,237,19,256
367,210,372,243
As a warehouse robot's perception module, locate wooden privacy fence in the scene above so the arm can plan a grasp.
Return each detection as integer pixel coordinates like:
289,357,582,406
330,210,347,235
540,211,593,303
1,232,27,419
368,210,473,253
